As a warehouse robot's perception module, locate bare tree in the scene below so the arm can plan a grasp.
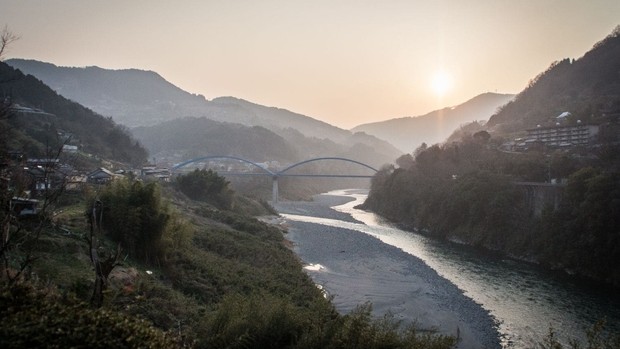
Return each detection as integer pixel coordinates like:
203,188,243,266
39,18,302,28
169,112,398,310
0,25,20,61
88,198,122,308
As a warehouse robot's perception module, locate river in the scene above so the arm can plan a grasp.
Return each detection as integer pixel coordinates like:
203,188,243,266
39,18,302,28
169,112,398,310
276,189,620,348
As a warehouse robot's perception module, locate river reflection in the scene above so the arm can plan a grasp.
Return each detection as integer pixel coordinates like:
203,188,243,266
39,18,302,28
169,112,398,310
284,189,620,348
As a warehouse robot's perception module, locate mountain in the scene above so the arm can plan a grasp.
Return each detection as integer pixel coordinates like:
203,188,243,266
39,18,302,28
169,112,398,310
133,116,395,200
0,62,147,165
133,116,400,173
5,59,208,127
206,96,353,142
487,26,620,133
5,59,384,142
132,117,299,164
6,59,402,164
351,93,514,152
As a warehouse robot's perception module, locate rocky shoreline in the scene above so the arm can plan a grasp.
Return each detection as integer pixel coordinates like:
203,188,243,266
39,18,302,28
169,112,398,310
272,193,502,349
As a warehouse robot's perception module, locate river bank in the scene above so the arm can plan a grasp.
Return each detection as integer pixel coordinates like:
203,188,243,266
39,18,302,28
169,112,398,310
272,193,501,349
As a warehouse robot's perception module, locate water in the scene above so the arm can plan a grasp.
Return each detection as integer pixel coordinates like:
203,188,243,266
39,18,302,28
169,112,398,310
282,189,620,348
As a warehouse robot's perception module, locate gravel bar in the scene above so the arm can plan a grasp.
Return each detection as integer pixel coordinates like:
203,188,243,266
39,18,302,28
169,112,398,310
272,194,502,349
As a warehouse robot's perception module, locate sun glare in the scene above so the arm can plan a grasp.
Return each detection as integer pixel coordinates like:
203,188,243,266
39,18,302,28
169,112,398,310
431,70,454,97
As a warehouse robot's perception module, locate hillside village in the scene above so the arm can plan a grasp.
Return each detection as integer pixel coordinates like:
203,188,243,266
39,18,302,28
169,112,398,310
3,149,172,218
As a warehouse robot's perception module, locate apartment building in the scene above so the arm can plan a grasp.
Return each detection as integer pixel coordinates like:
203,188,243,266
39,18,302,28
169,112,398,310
526,122,599,148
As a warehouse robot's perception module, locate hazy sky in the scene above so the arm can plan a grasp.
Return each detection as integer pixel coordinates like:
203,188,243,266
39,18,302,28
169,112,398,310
1,1,619,129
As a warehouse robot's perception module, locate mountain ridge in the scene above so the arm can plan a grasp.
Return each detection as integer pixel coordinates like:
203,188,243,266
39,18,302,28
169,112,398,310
6,59,402,163
0,61,148,165
352,92,514,152
486,26,620,133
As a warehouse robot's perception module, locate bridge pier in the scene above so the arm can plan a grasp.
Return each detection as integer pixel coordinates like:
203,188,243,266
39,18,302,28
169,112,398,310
514,182,565,217
272,176,279,203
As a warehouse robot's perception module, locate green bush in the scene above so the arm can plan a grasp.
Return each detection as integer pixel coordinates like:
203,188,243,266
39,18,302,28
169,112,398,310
90,179,171,265
540,322,620,349
200,297,457,349
0,282,179,349
176,169,234,210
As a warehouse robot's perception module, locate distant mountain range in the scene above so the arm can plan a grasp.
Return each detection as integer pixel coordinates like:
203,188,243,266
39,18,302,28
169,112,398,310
6,59,377,142
5,59,403,167
6,59,402,166
352,93,514,152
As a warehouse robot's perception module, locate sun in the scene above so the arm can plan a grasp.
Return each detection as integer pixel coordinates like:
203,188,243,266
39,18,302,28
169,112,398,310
431,70,454,97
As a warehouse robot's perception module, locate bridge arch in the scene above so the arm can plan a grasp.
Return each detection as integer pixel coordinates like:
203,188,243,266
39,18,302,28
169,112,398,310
277,157,378,176
172,155,276,175
172,156,378,202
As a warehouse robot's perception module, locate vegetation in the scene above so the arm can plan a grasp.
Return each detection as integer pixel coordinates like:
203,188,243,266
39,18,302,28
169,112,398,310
133,116,381,201
0,56,453,348
364,26,620,288
363,130,620,287
0,61,147,165
176,168,235,210
0,159,458,349
540,322,620,349
488,26,620,133
0,282,179,349
92,178,174,265
133,117,300,163
0,26,19,61
4,25,619,349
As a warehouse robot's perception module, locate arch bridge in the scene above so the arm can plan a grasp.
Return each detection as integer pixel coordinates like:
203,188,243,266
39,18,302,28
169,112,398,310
172,156,378,202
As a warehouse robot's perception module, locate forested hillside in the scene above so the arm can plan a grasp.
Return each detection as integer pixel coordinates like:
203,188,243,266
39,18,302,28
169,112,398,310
362,27,620,288
0,62,147,165
487,26,620,133
5,59,208,127
362,136,620,287
132,117,299,163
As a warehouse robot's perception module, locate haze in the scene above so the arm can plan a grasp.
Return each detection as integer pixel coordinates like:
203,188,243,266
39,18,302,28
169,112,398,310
1,0,618,129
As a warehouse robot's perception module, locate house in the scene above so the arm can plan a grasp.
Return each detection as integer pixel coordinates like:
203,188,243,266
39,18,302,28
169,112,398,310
27,166,53,192
26,158,60,169
10,197,39,216
87,167,120,184
142,167,171,182
65,175,87,191
24,160,63,193
62,144,78,153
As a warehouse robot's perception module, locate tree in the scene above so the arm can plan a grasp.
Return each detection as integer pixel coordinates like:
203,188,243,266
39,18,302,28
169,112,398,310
94,179,170,266
87,198,122,308
472,130,491,144
395,153,414,170
413,142,428,158
0,26,19,61
175,169,234,209
0,114,70,284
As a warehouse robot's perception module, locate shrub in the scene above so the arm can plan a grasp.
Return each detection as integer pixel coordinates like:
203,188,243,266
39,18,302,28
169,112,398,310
0,282,179,349
176,169,234,210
